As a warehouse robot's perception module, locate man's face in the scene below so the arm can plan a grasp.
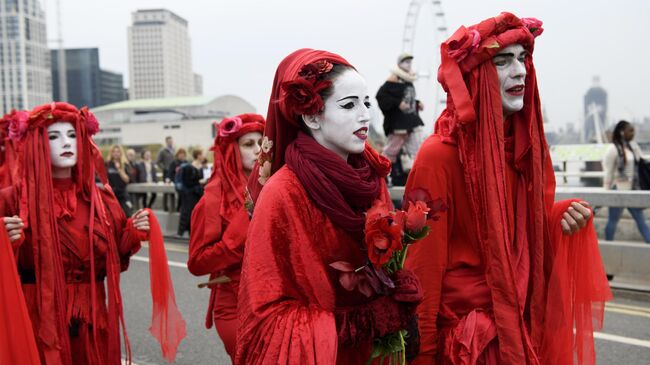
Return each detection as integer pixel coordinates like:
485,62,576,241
399,59,413,72
166,137,173,148
492,43,527,118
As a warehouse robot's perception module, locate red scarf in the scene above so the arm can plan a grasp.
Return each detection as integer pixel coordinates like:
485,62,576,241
285,132,389,238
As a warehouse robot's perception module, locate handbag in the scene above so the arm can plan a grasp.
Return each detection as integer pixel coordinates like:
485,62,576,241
637,157,650,190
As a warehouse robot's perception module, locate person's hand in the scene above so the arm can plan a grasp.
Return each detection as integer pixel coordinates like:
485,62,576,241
131,209,150,232
3,216,24,242
561,201,592,235
399,101,410,112
417,101,424,111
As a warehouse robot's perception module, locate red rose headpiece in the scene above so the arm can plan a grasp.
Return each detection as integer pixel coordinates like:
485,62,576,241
214,113,265,147
280,59,335,117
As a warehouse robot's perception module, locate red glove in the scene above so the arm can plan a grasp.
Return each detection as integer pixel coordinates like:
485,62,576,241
392,269,423,304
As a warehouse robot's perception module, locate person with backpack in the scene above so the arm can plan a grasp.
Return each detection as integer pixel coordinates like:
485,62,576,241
603,120,650,243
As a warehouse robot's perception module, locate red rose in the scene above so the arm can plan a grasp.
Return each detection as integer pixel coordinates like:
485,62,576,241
521,17,544,38
365,216,403,266
447,26,481,62
281,78,331,116
403,188,448,222
81,107,99,135
405,201,430,232
298,60,334,80
7,110,29,141
218,116,243,138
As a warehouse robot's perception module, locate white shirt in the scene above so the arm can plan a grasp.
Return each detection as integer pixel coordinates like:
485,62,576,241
603,141,642,190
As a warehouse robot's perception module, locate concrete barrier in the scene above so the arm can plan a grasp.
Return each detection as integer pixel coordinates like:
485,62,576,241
600,241,650,291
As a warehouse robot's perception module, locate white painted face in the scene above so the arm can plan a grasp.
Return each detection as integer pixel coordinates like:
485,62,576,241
238,131,262,175
304,69,371,160
47,122,77,169
492,43,527,118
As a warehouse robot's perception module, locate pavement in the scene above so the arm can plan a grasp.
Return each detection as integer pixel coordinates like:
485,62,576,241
121,239,650,365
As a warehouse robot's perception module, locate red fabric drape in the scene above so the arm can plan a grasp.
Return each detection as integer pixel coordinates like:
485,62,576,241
143,208,187,362
0,228,41,365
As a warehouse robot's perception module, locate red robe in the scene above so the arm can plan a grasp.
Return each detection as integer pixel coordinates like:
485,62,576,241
0,178,141,365
187,178,249,360
405,135,610,364
236,166,393,365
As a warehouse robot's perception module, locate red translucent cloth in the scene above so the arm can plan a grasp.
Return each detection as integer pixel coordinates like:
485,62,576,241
0,229,41,365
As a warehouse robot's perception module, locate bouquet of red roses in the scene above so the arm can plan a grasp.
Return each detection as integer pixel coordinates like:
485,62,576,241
363,189,446,364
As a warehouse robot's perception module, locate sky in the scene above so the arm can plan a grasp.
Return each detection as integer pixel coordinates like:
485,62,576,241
43,0,650,133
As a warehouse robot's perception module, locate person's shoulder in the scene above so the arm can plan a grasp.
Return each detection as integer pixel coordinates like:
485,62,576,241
257,166,307,205
414,134,460,168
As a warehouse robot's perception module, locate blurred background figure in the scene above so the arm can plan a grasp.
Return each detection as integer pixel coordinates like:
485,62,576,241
376,53,425,186
136,149,158,208
603,120,650,243
157,136,176,211
176,149,205,237
105,144,133,215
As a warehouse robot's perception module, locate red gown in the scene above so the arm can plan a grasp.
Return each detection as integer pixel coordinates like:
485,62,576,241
236,166,393,365
405,135,610,364
0,178,141,365
187,178,249,360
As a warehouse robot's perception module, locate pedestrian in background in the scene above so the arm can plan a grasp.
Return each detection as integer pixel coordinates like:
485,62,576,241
177,149,204,237
603,120,650,243
106,144,132,215
157,136,176,211
136,149,158,208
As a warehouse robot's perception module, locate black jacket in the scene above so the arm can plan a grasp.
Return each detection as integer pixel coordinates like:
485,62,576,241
376,81,424,135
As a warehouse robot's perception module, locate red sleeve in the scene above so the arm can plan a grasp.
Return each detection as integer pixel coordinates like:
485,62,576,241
0,186,25,255
100,189,142,268
236,172,338,365
404,138,451,365
187,181,247,277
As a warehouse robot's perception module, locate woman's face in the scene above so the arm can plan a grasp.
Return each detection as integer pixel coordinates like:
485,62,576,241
47,122,77,169
144,150,152,160
111,147,121,161
493,43,527,118
305,69,371,160
177,152,186,161
238,131,263,174
624,124,636,142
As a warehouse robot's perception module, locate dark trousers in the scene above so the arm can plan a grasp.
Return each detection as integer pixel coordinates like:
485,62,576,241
138,193,157,209
178,189,202,235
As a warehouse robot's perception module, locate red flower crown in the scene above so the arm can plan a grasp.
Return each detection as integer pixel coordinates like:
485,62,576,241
280,60,335,116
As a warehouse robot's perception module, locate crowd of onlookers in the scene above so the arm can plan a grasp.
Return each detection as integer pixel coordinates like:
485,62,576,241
104,135,210,237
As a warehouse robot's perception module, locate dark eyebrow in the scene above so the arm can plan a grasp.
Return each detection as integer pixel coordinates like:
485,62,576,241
47,130,61,134
494,50,527,58
337,96,359,102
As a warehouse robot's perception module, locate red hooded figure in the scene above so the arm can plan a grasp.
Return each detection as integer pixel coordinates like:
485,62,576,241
0,109,26,188
236,49,423,364
0,102,144,365
404,13,611,365
187,113,265,361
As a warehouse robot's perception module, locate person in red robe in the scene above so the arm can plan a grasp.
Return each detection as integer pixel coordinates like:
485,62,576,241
404,13,612,365
1,102,151,365
0,109,25,188
236,49,424,364
187,113,265,362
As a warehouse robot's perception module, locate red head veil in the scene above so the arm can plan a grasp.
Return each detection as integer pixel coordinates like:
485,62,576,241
9,102,128,364
207,113,265,233
0,110,27,188
434,13,610,364
246,48,390,205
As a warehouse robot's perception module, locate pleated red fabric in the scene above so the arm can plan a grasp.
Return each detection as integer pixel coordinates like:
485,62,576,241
0,228,41,365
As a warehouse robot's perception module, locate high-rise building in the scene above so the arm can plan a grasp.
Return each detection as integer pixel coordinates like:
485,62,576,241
128,9,194,99
583,76,608,143
0,0,52,114
193,72,203,96
51,48,126,108
100,69,126,106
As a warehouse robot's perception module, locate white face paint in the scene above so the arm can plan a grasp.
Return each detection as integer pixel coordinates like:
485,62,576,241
47,122,77,169
238,131,262,175
304,69,371,160
493,43,527,118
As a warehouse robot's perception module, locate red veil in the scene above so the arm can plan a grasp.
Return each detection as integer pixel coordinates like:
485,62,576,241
434,13,611,364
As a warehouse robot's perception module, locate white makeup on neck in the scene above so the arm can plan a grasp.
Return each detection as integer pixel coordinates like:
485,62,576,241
493,43,527,119
238,131,263,176
47,121,77,178
303,69,371,161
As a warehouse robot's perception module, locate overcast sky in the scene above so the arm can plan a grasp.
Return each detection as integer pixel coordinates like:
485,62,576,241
43,0,649,132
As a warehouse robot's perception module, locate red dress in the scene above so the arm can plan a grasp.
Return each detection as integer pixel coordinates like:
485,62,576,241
187,178,249,360
0,178,141,365
236,166,393,365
